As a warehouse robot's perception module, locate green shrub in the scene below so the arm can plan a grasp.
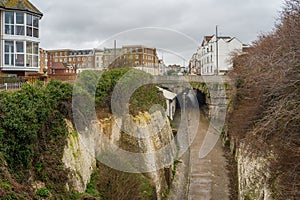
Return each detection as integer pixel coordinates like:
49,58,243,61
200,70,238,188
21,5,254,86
36,188,50,198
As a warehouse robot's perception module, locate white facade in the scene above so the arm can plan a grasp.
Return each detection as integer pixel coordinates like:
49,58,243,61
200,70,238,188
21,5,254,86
0,6,42,76
94,49,105,70
189,53,200,74
196,35,245,75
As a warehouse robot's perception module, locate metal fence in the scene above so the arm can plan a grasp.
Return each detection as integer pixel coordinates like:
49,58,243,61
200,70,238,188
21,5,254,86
0,76,42,92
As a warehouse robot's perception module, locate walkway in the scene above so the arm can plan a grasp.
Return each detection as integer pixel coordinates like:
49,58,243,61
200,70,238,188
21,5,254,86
188,111,230,200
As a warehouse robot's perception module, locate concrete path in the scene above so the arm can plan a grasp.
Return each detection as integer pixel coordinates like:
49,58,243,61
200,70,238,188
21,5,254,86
188,112,230,200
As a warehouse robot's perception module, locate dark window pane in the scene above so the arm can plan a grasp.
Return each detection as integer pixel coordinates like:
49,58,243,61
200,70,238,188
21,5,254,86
11,54,15,65
26,14,32,26
15,54,25,66
16,26,25,35
5,41,14,53
5,54,9,65
5,25,14,35
5,12,14,24
33,56,38,67
16,42,24,53
33,16,39,28
26,42,32,54
16,12,24,24
33,28,39,38
26,55,32,67
33,43,39,54
26,26,32,36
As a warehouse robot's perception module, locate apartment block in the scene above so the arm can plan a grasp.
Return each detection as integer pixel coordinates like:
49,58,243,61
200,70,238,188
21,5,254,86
191,35,249,75
46,49,94,75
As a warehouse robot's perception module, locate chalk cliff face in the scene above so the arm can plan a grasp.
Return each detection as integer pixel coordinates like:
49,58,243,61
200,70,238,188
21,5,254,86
62,119,96,193
62,111,175,199
237,141,275,200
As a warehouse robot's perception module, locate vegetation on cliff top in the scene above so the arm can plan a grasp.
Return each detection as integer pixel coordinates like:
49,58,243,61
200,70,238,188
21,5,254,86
75,68,166,118
0,80,73,199
0,68,165,199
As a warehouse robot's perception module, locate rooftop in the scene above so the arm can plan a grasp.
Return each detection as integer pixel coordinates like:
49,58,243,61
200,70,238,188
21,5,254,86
0,0,42,17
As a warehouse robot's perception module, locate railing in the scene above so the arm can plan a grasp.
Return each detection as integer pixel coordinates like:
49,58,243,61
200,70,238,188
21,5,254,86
0,76,42,92
153,75,230,84
0,82,23,91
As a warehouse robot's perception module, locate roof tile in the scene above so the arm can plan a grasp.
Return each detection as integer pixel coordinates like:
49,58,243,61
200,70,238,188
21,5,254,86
0,0,42,16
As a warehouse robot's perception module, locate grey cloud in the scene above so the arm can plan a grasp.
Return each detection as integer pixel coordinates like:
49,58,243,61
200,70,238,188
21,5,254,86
31,0,284,64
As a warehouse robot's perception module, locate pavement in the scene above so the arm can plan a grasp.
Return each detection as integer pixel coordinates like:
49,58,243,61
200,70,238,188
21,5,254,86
188,112,230,200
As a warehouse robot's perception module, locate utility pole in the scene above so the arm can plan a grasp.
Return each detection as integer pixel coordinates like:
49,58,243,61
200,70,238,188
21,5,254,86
113,40,117,60
215,25,219,75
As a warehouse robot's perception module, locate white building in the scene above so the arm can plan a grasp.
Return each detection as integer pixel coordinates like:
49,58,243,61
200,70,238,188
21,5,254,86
94,49,104,69
196,35,248,75
189,53,200,75
0,0,43,77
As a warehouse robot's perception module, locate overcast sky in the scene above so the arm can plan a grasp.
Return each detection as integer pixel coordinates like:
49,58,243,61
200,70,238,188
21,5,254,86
30,0,284,65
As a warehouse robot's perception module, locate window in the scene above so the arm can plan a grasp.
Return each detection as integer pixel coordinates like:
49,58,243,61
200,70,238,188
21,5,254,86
5,12,14,35
15,41,25,66
16,12,25,35
16,42,24,53
33,16,39,28
4,41,14,66
26,42,39,67
26,14,39,37
26,14,32,36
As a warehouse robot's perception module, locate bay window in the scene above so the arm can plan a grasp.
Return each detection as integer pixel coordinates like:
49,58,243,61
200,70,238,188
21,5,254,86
4,41,38,68
4,11,39,38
